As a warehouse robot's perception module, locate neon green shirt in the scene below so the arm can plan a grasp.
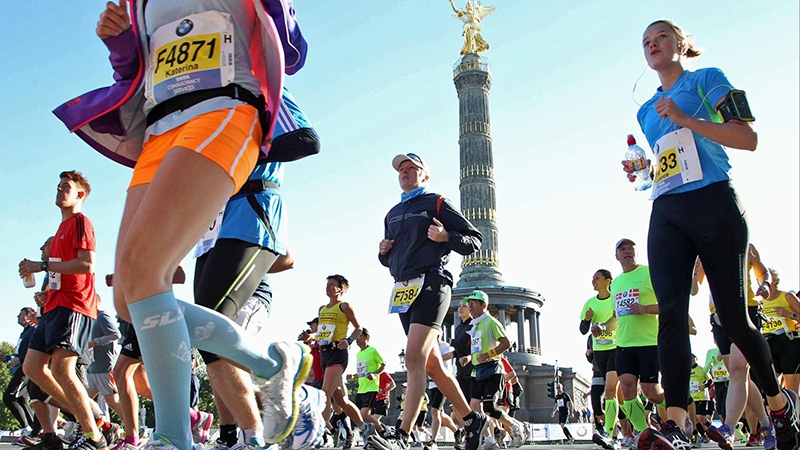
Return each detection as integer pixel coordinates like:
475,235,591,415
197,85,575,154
470,312,506,367
610,265,658,347
689,364,709,401
356,346,384,394
704,348,729,382
579,294,617,351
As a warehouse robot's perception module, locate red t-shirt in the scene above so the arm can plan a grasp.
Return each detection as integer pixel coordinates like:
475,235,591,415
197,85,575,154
45,213,97,319
376,371,394,401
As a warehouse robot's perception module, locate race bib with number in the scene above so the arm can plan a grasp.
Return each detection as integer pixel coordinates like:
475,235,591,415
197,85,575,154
470,330,483,354
194,206,226,258
145,11,235,105
48,257,62,291
690,381,700,393
651,127,704,200
762,315,789,335
594,329,616,346
316,324,336,346
712,369,729,381
556,399,565,408
615,289,639,317
357,361,367,378
388,275,425,314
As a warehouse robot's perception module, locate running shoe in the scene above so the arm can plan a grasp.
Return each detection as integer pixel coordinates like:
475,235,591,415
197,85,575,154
21,435,42,447
477,436,498,450
635,427,676,450
101,423,122,448
62,423,83,445
191,411,214,444
28,433,65,450
67,436,108,450
292,386,327,450
620,435,634,449
230,440,264,450
660,420,692,450
759,422,777,450
453,428,466,450
422,442,437,450
509,423,524,448
771,389,800,450
109,441,142,450
258,342,313,444
365,433,409,450
704,423,735,450
359,423,376,441
139,436,178,450
464,412,489,450
592,431,618,450
745,431,760,447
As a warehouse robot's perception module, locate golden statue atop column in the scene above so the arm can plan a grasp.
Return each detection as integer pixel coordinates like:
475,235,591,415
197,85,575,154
449,0,496,55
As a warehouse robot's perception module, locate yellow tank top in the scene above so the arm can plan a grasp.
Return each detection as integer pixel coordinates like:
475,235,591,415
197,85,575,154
317,301,349,345
762,292,798,335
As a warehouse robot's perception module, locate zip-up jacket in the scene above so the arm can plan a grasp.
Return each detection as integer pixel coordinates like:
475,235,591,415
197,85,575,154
52,0,306,168
379,192,482,283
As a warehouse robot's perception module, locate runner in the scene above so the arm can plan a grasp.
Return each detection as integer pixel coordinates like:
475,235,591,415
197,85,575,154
55,1,313,448
609,239,676,449
550,384,575,445
428,336,462,450
687,354,710,445
355,328,386,437
629,19,800,449
761,268,800,394
578,269,620,449
370,154,488,450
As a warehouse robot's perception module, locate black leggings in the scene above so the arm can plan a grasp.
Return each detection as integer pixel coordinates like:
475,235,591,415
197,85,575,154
648,181,779,409
3,368,34,429
194,238,278,364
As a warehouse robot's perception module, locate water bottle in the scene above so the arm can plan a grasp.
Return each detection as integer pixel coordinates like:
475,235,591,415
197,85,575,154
626,135,653,191
23,272,36,288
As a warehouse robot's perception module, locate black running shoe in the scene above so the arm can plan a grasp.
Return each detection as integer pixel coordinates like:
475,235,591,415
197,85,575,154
592,431,618,450
67,436,107,450
464,412,489,450
659,420,691,450
771,389,800,450
26,433,63,450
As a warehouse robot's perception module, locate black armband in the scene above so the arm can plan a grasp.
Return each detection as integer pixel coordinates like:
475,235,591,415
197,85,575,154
718,90,754,123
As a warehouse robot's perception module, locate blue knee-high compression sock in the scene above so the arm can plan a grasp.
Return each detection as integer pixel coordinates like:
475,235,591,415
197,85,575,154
129,292,192,450
179,300,282,379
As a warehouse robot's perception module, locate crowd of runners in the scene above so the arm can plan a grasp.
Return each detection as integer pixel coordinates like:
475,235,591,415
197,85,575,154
4,2,799,450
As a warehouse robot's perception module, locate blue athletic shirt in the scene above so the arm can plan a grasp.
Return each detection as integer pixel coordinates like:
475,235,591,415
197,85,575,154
216,87,311,254
637,68,735,195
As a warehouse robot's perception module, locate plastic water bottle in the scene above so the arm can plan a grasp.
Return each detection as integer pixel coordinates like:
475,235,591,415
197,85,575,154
23,273,36,288
626,135,653,191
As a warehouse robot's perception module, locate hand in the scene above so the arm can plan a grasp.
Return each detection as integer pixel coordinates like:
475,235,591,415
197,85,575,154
337,340,349,350
584,308,594,321
459,356,470,367
551,411,555,418
590,323,602,337
756,282,770,299
693,257,703,276
105,274,114,287
9,357,20,367
427,218,449,243
621,159,652,183
34,291,47,308
476,352,489,363
379,239,395,255
654,96,691,127
774,306,792,319
97,0,131,39
19,259,41,277
88,341,97,349
629,303,643,315
367,373,376,381
298,330,310,342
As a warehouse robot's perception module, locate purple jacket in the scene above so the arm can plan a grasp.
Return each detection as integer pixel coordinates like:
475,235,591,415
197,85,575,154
53,0,307,168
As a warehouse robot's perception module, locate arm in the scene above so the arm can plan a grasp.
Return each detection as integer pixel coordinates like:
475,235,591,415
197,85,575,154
476,336,510,364
268,248,295,273
338,302,362,350
20,249,95,276
433,198,482,255
378,215,393,267
264,127,321,163
90,312,122,348
629,303,659,315
688,315,697,335
691,259,705,296
655,95,757,151
368,362,386,380
749,244,771,297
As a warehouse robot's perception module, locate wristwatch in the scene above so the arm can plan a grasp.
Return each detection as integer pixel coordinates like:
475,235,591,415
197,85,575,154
346,337,354,346
40,261,48,272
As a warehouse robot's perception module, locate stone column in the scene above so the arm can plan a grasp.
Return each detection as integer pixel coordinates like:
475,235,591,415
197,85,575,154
497,305,506,329
453,53,504,287
516,307,525,352
528,309,538,350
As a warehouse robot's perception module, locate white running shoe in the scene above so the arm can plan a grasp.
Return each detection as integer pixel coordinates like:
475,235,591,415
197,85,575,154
191,411,214,444
291,386,327,450
141,436,179,450
257,342,313,444
509,423,525,448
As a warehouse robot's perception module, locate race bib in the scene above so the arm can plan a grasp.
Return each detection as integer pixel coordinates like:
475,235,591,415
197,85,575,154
557,399,565,408
145,11,235,105
713,369,729,381
690,381,700,393
470,329,483,354
316,324,336,346
762,315,788,335
594,329,616,346
615,289,639,317
357,361,367,378
194,206,226,258
651,127,704,200
388,275,424,314
48,257,62,291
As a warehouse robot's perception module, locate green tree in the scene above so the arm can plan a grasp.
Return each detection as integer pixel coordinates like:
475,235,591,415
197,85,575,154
0,341,19,431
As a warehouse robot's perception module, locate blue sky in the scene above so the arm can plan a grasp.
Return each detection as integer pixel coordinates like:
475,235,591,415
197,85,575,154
1,1,797,380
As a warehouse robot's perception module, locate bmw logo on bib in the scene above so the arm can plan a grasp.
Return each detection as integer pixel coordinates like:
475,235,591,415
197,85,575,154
176,19,193,36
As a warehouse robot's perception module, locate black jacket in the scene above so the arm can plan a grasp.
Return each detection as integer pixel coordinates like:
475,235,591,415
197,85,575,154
379,193,482,282
453,317,474,378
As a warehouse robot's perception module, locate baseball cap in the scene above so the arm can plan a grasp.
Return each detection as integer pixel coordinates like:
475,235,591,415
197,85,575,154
361,328,370,337
392,153,429,174
615,238,636,250
463,290,489,305
402,382,408,387
306,317,318,325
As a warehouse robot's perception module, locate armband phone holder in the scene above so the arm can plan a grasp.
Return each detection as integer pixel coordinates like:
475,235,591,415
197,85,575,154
717,89,754,123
